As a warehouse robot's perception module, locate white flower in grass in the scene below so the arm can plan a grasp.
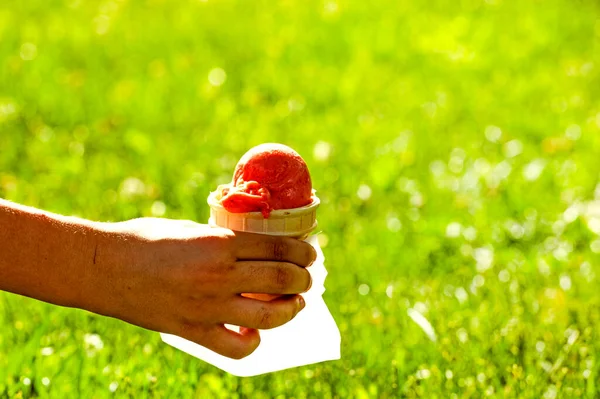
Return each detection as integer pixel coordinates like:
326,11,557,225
208,68,226,86
503,139,523,158
485,125,502,142
84,333,104,351
523,159,546,181
356,184,372,201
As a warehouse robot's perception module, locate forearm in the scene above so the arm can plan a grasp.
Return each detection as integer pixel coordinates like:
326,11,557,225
0,199,113,310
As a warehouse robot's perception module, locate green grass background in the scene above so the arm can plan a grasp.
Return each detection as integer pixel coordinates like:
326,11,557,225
2,0,600,397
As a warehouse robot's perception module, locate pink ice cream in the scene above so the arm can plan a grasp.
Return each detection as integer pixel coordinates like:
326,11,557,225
219,143,313,218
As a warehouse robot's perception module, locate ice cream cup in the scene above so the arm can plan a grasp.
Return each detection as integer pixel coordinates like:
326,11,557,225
207,188,320,239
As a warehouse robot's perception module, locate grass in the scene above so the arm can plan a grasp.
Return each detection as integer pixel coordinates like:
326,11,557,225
1,0,600,397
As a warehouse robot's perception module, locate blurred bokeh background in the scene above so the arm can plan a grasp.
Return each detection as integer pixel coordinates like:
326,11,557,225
1,0,600,397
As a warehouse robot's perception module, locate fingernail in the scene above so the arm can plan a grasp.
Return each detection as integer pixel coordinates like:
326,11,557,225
297,296,305,311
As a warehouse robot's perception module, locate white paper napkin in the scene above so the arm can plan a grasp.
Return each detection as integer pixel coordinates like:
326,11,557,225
160,235,341,377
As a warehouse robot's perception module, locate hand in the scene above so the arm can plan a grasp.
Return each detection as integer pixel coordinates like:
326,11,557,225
89,218,316,359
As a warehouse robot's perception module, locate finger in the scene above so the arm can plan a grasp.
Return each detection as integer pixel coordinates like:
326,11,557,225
221,295,306,330
233,232,317,267
228,261,312,295
206,325,262,359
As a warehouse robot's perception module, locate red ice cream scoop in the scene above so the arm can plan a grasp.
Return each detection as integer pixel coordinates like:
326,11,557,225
219,143,313,218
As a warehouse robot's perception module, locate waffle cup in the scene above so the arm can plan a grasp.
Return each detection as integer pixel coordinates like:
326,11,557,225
207,186,319,239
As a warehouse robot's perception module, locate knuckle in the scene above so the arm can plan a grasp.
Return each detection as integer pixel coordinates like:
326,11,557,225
267,239,287,261
198,263,234,289
203,230,236,256
176,321,206,342
257,306,276,329
247,264,262,280
274,264,293,290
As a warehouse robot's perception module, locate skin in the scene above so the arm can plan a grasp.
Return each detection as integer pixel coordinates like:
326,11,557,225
0,199,316,359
